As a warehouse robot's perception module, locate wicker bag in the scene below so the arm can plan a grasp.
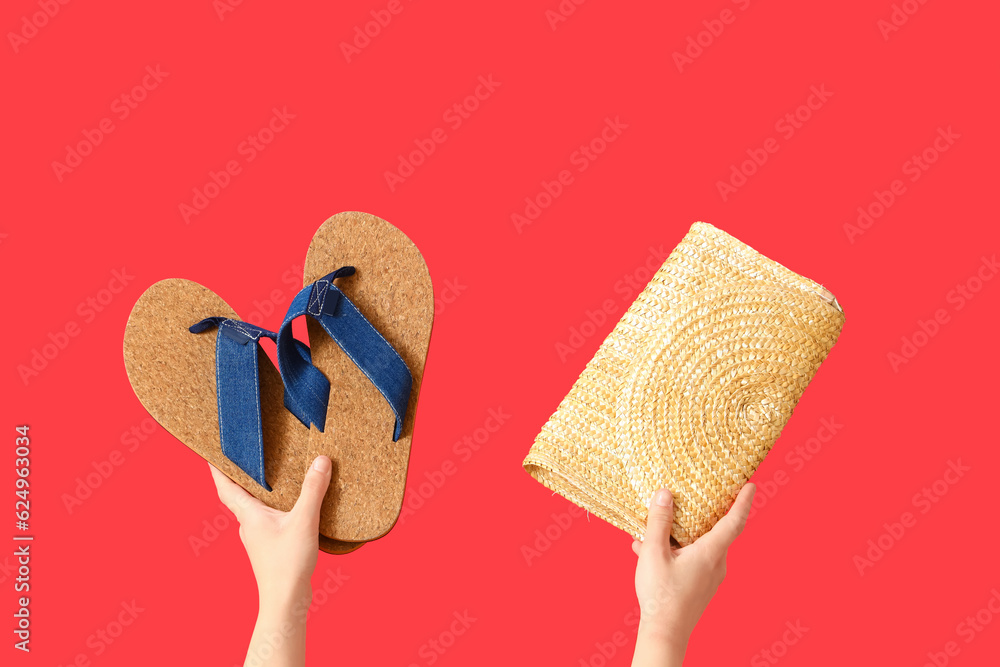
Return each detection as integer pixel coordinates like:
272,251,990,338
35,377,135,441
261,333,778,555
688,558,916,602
522,222,845,546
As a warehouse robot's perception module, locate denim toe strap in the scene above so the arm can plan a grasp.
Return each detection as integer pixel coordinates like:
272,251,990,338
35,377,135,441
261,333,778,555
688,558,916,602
189,317,311,491
277,267,413,440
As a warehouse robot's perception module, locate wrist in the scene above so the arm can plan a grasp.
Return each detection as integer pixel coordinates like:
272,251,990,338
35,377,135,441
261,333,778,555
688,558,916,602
637,619,688,662
258,581,312,623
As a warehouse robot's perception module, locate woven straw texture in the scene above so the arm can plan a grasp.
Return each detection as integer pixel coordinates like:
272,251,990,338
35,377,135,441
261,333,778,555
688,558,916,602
523,222,845,546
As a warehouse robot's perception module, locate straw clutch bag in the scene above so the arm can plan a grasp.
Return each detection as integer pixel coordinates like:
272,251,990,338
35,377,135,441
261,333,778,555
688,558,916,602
522,222,845,546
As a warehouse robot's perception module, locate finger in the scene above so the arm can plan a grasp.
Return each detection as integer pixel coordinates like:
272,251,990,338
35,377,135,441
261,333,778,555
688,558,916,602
208,462,266,522
631,540,641,556
291,456,333,531
642,488,676,556
703,483,756,550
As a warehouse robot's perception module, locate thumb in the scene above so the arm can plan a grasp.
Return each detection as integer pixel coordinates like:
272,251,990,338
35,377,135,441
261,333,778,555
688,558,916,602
291,456,333,530
642,488,675,552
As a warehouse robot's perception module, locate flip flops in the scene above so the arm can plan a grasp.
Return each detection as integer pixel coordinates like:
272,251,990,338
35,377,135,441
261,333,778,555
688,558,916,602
123,212,433,553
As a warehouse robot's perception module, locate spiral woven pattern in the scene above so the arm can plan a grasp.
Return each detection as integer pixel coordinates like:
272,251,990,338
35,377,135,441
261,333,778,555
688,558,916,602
523,222,845,546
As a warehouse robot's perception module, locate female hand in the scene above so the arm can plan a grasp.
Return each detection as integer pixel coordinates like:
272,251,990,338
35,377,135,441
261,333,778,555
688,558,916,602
210,455,333,667
631,484,756,666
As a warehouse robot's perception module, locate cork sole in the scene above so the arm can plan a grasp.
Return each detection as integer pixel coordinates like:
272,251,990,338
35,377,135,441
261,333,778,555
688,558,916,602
123,211,433,552
303,212,434,542
123,279,369,554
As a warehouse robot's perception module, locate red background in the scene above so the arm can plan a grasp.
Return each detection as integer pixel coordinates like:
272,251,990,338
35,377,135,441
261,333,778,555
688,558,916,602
4,0,999,665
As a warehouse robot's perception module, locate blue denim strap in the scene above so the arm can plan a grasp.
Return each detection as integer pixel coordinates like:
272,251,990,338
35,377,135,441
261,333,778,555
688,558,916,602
189,317,298,491
277,267,412,440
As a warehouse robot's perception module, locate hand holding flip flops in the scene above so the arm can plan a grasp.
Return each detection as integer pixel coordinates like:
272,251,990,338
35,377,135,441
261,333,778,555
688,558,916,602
124,211,434,554
208,455,332,666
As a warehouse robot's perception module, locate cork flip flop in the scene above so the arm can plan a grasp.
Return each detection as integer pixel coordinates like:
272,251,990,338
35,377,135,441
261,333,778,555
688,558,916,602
123,212,433,553
299,212,434,542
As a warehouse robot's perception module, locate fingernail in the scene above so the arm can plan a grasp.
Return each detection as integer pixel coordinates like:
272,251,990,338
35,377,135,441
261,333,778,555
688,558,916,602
655,489,671,507
312,456,331,473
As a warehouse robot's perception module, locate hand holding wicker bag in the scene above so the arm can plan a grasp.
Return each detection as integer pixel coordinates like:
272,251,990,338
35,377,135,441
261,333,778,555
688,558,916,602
523,222,845,546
